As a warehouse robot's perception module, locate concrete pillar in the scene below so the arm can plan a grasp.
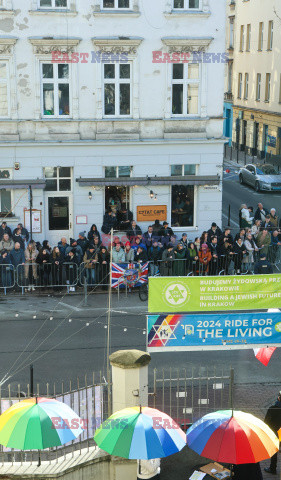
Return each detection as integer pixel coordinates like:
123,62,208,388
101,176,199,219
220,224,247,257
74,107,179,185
109,349,151,413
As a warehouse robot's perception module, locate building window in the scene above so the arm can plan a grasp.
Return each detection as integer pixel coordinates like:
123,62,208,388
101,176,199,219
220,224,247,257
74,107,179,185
240,25,244,51
246,24,251,51
41,63,70,117
258,22,264,51
172,63,200,116
171,186,194,227
38,0,68,8
103,63,131,117
229,20,234,48
244,73,249,100
256,73,261,101
0,62,9,117
268,21,273,50
238,73,242,99
102,0,130,8
173,0,201,9
265,73,271,102
171,164,196,176
228,62,233,92
44,167,72,191
105,166,132,178
279,74,281,103
0,189,12,216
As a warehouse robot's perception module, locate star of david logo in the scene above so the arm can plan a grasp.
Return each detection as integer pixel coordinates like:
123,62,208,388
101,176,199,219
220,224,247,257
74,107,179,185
167,286,184,302
151,319,179,346
164,283,190,306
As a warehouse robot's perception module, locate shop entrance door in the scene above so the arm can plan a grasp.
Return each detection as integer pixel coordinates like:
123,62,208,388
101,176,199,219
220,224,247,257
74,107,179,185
45,195,73,244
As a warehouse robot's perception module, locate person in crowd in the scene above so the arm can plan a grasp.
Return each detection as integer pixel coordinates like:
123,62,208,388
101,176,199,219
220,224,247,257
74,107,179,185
194,237,200,253
131,236,147,252
209,236,219,275
52,246,64,289
77,232,88,254
233,237,247,274
264,391,281,475
13,223,29,243
124,241,134,263
219,227,233,247
58,237,69,259
270,229,281,264
158,222,174,239
186,242,199,274
137,458,160,480
262,214,274,231
269,208,279,228
36,248,51,287
42,240,52,253
0,221,12,241
83,245,98,285
180,233,189,250
135,245,148,263
111,236,124,249
101,210,117,234
12,228,25,250
152,220,162,235
239,204,253,228
66,239,83,264
98,245,110,289
92,235,102,252
64,249,79,291
254,253,273,275
173,243,186,276
254,203,268,223
127,220,142,239
0,249,12,287
161,243,175,276
256,228,271,256
243,232,259,273
10,242,25,287
24,241,38,291
198,243,212,275
143,226,155,249
0,233,14,252
234,228,246,243
219,240,235,274
118,204,133,231
251,219,261,239
207,223,222,244
172,196,184,225
87,224,101,244
148,240,162,275
112,243,125,263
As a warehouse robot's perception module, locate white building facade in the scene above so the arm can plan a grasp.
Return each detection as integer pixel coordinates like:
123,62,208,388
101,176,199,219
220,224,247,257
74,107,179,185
0,0,225,244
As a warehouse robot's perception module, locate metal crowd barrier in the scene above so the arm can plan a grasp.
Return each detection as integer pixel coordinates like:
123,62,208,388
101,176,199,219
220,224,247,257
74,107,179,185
16,262,79,294
0,264,15,294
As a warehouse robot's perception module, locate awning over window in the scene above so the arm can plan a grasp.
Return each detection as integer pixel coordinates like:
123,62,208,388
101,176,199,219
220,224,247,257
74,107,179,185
0,179,46,190
77,175,220,187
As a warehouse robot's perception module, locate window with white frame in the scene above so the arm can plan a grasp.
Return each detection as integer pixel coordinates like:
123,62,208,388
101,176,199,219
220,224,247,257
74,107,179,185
172,63,200,116
105,166,132,177
240,25,245,51
102,0,130,8
41,63,70,117
0,62,9,117
229,20,234,48
38,0,68,8
171,164,196,176
0,189,11,216
244,73,249,100
268,20,273,50
258,22,264,51
238,73,242,99
44,167,72,191
246,24,251,51
171,185,195,227
265,73,271,102
173,0,201,9
256,73,261,101
103,63,132,117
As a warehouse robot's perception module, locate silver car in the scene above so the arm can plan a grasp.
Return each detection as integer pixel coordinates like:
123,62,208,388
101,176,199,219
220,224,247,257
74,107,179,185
239,164,281,192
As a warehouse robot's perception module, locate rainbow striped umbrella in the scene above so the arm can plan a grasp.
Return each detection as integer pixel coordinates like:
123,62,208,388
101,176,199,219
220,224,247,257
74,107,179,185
94,406,186,459
0,397,84,450
186,410,279,464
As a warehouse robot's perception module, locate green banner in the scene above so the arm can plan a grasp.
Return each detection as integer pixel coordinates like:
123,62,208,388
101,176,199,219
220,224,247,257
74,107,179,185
148,274,281,313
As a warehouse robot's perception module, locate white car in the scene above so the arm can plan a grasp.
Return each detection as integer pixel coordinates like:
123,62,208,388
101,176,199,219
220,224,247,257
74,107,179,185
239,164,281,192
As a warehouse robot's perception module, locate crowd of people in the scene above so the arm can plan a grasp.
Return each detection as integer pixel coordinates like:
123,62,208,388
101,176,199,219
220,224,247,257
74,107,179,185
0,202,280,291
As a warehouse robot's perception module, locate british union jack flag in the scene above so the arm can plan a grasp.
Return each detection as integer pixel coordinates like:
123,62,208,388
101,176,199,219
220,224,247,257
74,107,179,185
111,262,149,289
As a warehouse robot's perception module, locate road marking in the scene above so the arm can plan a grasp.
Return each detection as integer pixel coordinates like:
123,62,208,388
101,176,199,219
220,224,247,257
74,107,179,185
176,392,187,398
183,408,193,414
222,213,240,228
213,383,224,390
198,399,209,405
58,302,82,312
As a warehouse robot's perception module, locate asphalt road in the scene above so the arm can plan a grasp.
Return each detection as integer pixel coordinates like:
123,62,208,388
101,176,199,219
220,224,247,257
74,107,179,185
222,160,281,230
0,293,280,405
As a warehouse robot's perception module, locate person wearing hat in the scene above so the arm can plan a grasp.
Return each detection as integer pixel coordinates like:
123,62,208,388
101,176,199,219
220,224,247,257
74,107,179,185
77,232,88,254
264,391,281,474
207,222,222,243
158,222,174,239
180,233,189,250
83,244,98,285
98,245,110,289
148,239,162,275
112,243,125,263
173,243,186,276
254,253,273,275
124,241,134,263
161,243,175,276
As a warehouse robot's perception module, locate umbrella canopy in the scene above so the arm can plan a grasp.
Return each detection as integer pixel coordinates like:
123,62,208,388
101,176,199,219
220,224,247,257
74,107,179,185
186,410,279,464
278,428,281,441
0,397,84,450
94,406,186,459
